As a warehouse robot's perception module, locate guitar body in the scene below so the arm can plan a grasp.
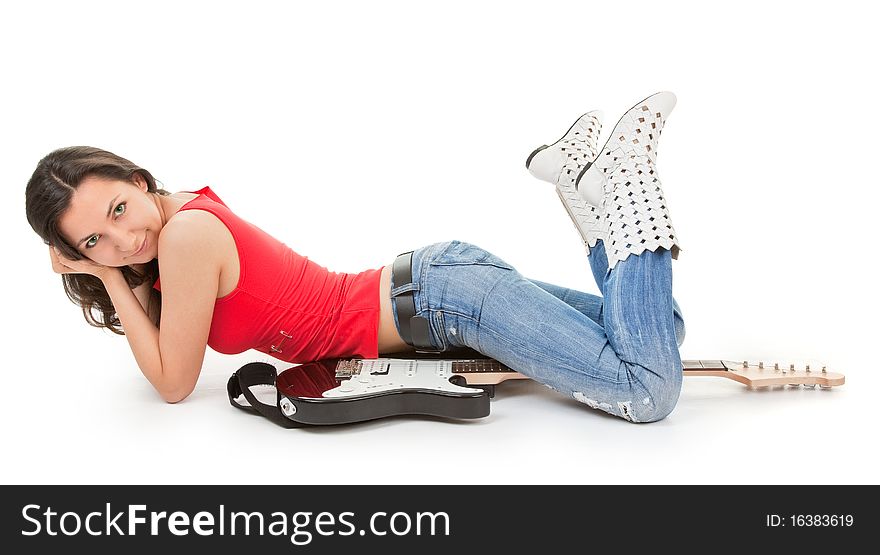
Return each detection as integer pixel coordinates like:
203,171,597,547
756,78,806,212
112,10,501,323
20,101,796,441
274,358,492,425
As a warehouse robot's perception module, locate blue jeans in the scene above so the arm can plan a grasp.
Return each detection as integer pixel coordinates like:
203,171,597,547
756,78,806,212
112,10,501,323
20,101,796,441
389,239,685,423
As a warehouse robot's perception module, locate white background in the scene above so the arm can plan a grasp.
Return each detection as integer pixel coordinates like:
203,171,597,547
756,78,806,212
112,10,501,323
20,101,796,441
2,0,877,484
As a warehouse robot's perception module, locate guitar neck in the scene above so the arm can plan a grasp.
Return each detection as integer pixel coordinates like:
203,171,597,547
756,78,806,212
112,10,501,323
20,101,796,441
452,359,843,387
451,359,748,379
450,359,525,384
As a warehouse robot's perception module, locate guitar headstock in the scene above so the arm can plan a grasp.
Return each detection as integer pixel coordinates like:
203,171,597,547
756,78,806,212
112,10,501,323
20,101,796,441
682,360,845,388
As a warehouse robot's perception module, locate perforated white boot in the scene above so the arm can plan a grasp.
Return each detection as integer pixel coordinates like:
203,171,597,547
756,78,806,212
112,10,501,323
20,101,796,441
576,92,682,269
525,111,606,256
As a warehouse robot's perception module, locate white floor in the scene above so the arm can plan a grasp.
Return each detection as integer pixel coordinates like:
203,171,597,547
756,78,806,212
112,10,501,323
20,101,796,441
4,343,873,485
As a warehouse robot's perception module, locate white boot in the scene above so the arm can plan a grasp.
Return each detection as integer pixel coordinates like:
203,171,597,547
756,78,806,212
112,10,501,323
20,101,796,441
577,92,682,269
525,111,606,256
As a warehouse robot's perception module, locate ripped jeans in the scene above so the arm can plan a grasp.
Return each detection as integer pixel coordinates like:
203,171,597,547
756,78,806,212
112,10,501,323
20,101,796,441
389,239,685,423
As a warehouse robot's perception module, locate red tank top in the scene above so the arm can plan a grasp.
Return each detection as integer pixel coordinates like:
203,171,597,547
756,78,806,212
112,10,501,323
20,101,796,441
152,186,383,362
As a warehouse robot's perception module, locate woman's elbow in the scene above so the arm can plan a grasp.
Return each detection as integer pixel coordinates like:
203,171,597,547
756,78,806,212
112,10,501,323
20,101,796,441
159,383,195,404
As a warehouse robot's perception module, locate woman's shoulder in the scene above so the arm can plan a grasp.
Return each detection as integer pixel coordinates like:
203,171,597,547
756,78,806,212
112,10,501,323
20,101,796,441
156,207,240,296
161,208,231,251
162,188,226,230
165,190,201,208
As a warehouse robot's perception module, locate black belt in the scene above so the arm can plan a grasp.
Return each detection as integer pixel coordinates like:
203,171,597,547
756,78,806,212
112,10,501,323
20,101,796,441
392,251,443,353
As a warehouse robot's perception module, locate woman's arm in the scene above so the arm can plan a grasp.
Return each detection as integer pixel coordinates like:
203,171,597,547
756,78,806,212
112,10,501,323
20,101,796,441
129,264,160,327
103,211,221,403
102,270,166,392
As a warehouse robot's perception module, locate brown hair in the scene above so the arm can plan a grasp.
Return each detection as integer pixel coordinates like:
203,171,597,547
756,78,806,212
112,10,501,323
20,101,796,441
25,146,171,335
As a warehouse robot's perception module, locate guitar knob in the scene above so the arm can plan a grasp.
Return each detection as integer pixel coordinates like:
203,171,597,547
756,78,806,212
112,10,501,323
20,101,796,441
743,360,749,368
339,381,356,392
774,363,780,371
806,365,811,372
790,364,795,372
822,366,827,373
758,361,764,369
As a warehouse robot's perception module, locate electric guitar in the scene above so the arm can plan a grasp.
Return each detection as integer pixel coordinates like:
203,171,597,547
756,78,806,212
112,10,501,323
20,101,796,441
227,354,844,427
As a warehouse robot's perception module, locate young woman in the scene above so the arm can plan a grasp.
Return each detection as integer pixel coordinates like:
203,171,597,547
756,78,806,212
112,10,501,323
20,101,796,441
25,91,685,423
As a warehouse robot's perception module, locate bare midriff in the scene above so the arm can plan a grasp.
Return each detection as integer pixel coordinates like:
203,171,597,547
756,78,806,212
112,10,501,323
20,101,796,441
377,263,411,354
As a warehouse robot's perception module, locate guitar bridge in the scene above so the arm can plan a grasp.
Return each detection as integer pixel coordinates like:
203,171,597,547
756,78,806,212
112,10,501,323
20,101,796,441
334,359,363,379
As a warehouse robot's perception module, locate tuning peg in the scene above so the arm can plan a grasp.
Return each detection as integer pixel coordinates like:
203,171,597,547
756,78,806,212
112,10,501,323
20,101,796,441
774,363,780,371
790,364,795,372
822,366,827,373
820,385,832,389
758,361,764,369
806,365,811,373
805,384,817,389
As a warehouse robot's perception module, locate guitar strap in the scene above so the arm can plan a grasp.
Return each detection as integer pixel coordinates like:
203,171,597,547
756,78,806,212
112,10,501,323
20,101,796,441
226,362,303,428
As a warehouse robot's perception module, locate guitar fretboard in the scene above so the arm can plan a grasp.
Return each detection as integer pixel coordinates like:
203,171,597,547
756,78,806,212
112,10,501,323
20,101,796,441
451,360,510,373
451,359,833,375
449,359,734,374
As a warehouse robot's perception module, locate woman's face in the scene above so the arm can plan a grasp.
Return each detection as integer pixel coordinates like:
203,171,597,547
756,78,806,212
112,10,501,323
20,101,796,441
57,174,163,267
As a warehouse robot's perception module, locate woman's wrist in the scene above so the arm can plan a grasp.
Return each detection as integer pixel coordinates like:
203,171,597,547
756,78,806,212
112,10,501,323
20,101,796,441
99,267,124,286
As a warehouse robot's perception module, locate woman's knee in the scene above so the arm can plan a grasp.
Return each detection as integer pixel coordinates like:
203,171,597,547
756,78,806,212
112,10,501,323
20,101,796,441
626,360,683,423
641,379,683,423
568,375,682,424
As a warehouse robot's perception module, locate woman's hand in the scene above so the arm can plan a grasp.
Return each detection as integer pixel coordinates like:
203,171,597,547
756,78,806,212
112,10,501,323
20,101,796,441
49,245,115,281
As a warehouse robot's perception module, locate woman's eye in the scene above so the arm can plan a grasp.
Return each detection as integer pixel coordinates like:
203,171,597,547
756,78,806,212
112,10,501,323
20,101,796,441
84,203,125,248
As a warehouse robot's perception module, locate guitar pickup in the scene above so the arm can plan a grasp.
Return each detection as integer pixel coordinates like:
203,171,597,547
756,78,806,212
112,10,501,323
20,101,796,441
370,362,391,376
